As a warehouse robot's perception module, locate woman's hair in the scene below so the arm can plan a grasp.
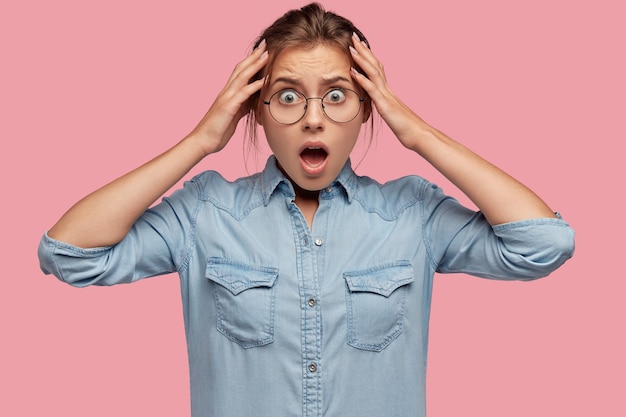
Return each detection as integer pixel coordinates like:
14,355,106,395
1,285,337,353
245,2,373,145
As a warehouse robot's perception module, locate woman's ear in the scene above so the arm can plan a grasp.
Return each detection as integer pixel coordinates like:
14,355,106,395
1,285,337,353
361,99,372,123
255,106,264,126
253,84,267,126
246,92,263,126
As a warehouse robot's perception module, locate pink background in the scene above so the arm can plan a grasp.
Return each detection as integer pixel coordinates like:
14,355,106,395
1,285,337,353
1,0,623,415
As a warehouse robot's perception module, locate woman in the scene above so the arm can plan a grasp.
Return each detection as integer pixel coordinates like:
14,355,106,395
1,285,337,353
38,3,574,416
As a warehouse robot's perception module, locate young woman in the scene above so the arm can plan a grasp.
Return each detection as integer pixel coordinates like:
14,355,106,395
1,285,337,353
38,3,574,416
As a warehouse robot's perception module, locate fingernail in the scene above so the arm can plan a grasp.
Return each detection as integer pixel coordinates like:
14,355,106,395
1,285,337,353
350,67,359,76
352,32,360,41
259,51,268,60
256,39,266,49
349,46,359,55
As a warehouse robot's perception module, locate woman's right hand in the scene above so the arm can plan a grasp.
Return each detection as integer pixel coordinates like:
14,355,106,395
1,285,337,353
47,41,269,248
187,40,268,156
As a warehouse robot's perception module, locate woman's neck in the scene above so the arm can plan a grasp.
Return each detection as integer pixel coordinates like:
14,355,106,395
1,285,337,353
293,183,320,230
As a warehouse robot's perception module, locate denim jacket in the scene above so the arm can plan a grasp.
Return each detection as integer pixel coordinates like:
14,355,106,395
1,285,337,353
38,156,575,417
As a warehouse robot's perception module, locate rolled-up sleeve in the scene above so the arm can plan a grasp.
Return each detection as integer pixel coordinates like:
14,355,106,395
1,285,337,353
38,177,202,287
422,182,575,281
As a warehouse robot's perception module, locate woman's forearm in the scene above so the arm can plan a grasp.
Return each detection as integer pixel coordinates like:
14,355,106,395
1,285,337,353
408,121,557,225
47,42,269,249
47,135,208,248
348,35,555,225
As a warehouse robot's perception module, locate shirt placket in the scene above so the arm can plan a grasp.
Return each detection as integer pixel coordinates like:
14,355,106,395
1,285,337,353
289,198,325,417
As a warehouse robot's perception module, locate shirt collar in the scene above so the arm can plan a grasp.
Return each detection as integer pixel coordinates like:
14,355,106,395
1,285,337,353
260,156,357,205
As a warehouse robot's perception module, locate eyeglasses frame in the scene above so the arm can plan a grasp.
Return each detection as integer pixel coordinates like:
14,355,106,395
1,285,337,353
262,88,366,125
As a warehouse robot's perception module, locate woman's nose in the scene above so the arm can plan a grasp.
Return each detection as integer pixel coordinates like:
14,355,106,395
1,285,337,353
301,98,325,130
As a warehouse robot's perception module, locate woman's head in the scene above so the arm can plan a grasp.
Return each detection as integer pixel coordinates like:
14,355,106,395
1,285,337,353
246,2,372,141
245,3,374,191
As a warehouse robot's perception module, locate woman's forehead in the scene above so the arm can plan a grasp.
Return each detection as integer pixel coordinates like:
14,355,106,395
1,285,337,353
270,44,352,85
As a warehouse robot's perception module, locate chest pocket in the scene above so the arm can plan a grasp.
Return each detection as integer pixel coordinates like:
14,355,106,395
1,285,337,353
344,261,414,352
205,258,278,348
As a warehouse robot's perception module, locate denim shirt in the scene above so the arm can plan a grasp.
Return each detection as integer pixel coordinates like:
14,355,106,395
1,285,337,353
38,156,574,417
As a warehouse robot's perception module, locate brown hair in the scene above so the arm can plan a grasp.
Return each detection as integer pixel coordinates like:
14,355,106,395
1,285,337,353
245,2,373,145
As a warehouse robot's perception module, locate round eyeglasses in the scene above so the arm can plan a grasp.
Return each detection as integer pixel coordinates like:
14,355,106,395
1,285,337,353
263,88,365,125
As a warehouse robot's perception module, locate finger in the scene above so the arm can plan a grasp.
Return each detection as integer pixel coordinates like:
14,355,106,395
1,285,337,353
349,48,385,99
221,52,268,105
350,33,386,83
215,47,267,106
226,40,267,86
350,66,376,94
235,77,266,108
224,76,267,122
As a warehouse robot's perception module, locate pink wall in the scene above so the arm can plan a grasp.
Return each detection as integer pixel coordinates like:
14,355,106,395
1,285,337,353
1,0,623,415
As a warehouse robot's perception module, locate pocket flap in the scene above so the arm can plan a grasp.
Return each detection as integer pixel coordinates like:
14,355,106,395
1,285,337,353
344,262,414,297
206,258,278,296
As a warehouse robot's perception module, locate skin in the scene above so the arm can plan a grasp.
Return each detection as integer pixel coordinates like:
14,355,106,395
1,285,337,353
48,34,555,248
348,33,555,224
259,45,369,226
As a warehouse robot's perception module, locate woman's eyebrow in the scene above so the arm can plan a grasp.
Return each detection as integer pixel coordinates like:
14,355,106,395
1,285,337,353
271,75,352,87
320,75,352,85
272,76,301,86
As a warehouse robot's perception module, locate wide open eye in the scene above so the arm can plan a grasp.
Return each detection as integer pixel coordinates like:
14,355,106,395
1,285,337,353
277,89,303,105
324,89,346,104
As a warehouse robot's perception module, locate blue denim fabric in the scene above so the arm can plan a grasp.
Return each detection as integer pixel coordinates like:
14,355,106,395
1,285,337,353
38,156,575,417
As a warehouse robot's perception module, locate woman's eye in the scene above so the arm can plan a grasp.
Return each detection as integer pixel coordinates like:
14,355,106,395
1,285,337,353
325,89,346,103
278,90,301,105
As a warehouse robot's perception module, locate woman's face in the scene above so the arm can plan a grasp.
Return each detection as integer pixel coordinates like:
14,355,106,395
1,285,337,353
259,44,369,192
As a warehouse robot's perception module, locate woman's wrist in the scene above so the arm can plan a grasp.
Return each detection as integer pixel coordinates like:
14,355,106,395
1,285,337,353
180,132,221,159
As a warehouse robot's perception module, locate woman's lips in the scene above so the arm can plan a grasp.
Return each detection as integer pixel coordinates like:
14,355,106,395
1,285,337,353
299,144,329,176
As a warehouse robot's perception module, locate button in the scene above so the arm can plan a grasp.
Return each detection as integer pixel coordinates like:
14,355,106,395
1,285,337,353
314,238,323,246
308,363,317,373
326,187,332,193
308,298,316,307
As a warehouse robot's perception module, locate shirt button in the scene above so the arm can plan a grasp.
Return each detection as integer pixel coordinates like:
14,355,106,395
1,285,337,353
314,238,323,246
326,187,332,193
308,363,317,373
308,298,316,307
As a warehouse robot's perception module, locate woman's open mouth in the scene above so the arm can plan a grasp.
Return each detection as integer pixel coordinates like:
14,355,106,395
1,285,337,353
299,145,329,176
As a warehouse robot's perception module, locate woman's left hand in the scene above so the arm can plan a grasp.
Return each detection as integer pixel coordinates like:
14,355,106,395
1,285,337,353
349,32,557,224
349,32,427,151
